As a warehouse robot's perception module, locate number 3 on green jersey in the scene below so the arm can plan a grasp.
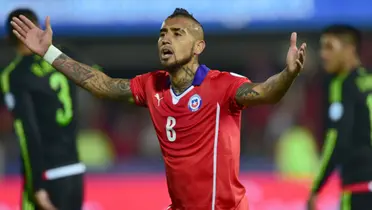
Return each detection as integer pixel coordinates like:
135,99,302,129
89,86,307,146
49,72,73,126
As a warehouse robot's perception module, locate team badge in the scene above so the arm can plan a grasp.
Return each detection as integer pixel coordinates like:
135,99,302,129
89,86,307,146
188,94,202,112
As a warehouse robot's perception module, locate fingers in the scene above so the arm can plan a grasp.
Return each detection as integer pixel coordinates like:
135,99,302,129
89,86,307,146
290,32,297,47
20,15,36,29
298,42,307,63
10,20,27,37
12,29,26,43
12,17,31,34
298,49,305,63
45,16,53,33
300,43,307,50
299,43,307,56
296,59,304,70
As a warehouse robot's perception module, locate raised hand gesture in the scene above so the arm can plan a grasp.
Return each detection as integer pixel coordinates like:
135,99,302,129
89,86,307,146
11,15,53,57
286,32,307,74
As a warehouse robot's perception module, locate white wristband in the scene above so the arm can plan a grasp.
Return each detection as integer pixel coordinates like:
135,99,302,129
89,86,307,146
43,45,63,64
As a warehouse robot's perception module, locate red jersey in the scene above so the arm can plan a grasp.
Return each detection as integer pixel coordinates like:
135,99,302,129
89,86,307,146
130,65,250,210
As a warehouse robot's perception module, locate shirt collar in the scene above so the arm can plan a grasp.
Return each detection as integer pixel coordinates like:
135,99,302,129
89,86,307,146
167,64,210,86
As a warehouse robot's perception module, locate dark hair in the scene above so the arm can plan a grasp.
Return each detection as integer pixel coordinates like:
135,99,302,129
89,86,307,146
322,24,362,53
167,8,202,26
6,8,38,45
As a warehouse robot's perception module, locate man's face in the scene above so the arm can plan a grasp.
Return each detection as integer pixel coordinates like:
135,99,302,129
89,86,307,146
320,34,347,74
158,17,195,69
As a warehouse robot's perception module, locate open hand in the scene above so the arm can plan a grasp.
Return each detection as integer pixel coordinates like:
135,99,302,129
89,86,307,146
11,15,53,57
286,32,307,74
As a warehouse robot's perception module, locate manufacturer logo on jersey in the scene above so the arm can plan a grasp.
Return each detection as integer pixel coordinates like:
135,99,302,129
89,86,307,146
188,94,202,112
4,93,15,111
154,93,163,106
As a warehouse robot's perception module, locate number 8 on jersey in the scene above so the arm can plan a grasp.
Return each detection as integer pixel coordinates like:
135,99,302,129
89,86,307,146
166,116,176,142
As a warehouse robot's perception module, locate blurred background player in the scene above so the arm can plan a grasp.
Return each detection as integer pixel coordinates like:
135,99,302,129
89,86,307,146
10,8,306,210
308,25,372,210
1,8,86,210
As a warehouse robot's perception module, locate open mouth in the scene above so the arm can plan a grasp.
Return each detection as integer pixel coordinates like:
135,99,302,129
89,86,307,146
161,48,174,59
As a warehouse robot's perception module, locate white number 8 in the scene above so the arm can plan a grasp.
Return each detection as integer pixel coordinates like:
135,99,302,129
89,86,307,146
166,116,176,142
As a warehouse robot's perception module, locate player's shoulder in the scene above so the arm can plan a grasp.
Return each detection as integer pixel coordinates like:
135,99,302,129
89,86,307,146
350,67,372,94
150,70,168,77
1,55,22,73
3,56,25,84
207,69,251,82
140,70,168,82
134,70,169,90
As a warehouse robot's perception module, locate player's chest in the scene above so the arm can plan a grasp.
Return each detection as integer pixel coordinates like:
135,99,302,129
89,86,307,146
147,86,222,143
148,85,219,114
147,86,220,127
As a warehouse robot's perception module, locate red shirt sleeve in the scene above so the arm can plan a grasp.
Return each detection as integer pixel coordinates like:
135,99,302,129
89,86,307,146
130,72,152,107
224,72,251,111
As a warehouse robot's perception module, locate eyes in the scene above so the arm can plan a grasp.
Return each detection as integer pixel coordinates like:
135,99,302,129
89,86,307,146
159,32,182,38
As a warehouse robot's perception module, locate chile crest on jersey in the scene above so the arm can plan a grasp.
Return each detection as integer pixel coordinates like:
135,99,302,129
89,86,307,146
188,94,202,112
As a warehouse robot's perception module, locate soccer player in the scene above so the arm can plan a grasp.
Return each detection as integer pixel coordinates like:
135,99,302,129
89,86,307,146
308,25,372,210
11,8,306,210
2,9,85,210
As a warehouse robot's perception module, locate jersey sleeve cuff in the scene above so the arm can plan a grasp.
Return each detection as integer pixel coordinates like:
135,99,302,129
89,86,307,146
231,80,251,110
129,78,145,107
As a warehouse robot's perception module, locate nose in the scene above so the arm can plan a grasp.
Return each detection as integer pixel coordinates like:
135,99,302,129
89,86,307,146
162,38,171,46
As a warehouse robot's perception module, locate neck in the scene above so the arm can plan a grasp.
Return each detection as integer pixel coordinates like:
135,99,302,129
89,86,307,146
16,44,33,56
340,56,361,74
169,62,199,94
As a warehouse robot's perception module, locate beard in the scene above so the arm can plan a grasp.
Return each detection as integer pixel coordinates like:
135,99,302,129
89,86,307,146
162,47,194,72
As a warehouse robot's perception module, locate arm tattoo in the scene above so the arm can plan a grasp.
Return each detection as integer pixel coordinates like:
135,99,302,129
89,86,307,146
52,54,131,100
235,83,260,99
235,69,297,106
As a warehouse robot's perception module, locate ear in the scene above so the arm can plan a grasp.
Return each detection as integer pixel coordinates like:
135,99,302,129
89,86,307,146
194,40,206,55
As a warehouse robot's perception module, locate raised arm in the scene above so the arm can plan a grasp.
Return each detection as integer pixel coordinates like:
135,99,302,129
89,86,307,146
52,54,131,100
235,68,297,106
10,15,132,100
235,32,306,106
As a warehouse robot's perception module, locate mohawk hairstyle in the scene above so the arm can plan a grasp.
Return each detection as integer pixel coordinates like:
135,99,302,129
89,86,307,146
167,8,202,26
322,24,362,54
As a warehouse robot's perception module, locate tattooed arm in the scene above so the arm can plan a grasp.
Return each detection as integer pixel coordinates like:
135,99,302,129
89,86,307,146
52,54,132,100
10,16,132,101
235,68,298,106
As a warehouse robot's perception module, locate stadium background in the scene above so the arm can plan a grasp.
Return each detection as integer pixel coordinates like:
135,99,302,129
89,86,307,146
0,0,371,209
